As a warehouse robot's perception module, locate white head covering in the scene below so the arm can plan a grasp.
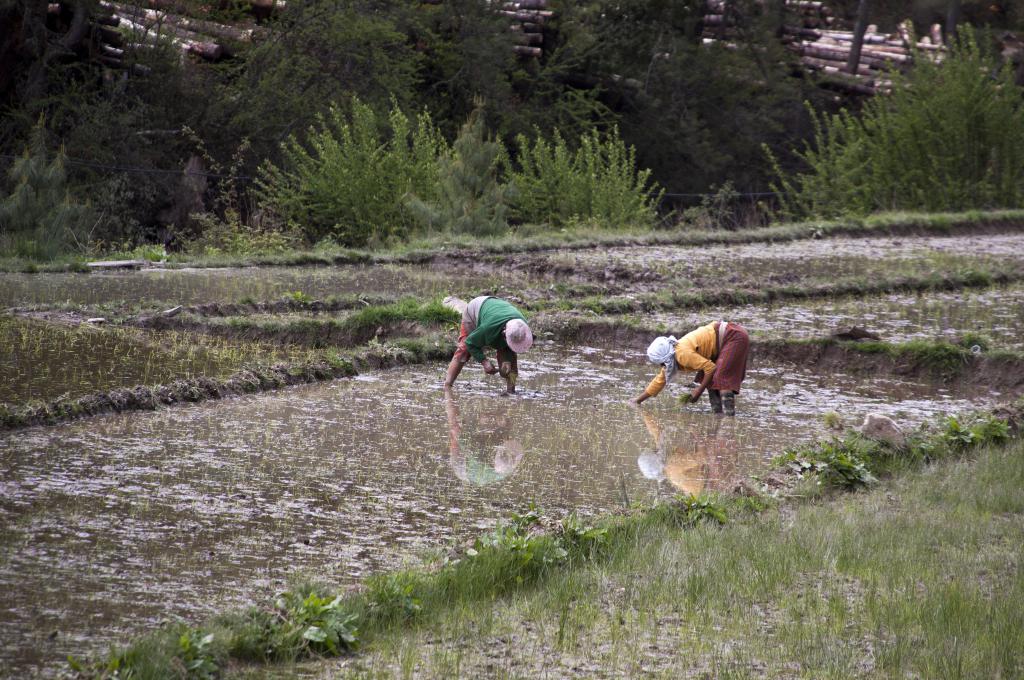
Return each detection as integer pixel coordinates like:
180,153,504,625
637,453,666,481
646,335,679,383
505,319,533,353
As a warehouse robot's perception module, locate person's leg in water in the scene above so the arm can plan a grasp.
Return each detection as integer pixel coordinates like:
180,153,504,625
444,320,472,388
723,391,736,416
497,347,518,394
707,388,723,414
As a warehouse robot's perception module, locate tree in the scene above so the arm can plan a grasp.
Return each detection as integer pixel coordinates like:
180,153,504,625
408,105,512,237
0,118,91,259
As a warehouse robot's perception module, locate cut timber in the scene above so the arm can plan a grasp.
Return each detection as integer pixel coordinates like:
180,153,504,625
87,259,147,270
500,9,550,22
513,32,543,45
801,55,874,76
513,45,542,57
102,1,263,43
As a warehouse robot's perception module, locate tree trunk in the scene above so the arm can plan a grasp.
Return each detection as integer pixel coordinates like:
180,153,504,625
846,0,870,75
945,0,961,44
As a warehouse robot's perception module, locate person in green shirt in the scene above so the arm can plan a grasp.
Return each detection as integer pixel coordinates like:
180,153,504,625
443,295,534,393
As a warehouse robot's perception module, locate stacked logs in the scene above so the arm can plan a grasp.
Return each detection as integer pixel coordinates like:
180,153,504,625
501,0,550,57
785,20,945,95
98,0,270,63
701,0,945,95
702,0,836,41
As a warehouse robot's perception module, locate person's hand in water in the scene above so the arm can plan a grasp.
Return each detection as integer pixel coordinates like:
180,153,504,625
481,359,499,375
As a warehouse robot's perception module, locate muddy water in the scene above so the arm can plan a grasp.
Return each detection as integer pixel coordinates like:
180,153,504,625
0,345,989,676
572,233,1024,268
651,284,1024,349
0,264,511,308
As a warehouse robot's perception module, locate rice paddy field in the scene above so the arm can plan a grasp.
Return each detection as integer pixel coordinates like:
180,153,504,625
2,219,1023,678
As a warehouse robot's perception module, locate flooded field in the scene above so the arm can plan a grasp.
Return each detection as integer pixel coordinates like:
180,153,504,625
0,264,511,308
651,284,1024,349
0,315,320,405
0,344,989,675
566,232,1024,270
3,227,1023,677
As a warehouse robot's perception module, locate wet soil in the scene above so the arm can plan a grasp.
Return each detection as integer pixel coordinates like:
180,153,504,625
0,265,513,308
0,345,991,676
651,284,1024,349
433,233,1024,292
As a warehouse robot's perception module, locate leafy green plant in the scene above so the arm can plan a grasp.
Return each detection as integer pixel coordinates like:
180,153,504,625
664,494,728,527
467,504,567,583
258,98,449,246
365,572,422,623
273,589,359,657
779,437,878,490
769,30,1024,218
177,629,219,679
560,513,609,559
940,415,1010,453
509,126,662,229
285,290,313,305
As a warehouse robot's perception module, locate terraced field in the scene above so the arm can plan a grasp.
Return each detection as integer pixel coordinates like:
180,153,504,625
2,222,1023,676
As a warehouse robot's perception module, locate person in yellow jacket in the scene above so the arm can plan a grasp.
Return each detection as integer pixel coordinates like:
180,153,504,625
633,320,750,415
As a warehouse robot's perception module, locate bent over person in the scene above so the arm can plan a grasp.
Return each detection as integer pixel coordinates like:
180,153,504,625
634,320,749,415
443,295,533,393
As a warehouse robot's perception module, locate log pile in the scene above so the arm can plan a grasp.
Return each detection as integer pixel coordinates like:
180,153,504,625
701,0,946,95
501,0,550,57
98,0,267,64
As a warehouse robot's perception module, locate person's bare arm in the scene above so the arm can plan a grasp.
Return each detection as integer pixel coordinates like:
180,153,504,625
688,369,716,402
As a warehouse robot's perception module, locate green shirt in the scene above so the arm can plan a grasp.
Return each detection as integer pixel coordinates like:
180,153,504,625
465,298,527,362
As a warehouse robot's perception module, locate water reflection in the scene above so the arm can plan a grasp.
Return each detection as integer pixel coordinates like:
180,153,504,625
0,345,991,676
636,410,739,495
445,390,526,486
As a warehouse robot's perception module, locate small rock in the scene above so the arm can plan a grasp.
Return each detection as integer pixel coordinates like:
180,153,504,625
831,326,881,341
733,479,761,497
86,317,107,324
859,413,906,448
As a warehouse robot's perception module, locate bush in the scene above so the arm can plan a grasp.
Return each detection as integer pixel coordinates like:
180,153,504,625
509,126,663,229
258,99,449,246
770,30,1024,218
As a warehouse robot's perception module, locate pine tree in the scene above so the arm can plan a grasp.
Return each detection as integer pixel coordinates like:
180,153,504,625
409,105,513,237
0,119,90,260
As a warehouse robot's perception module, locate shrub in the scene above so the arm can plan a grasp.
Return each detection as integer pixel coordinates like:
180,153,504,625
770,30,1024,218
258,99,449,246
509,126,663,229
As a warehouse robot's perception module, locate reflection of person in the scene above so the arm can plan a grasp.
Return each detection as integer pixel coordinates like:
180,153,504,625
445,390,525,486
637,410,707,495
636,410,739,494
633,321,749,415
443,296,533,394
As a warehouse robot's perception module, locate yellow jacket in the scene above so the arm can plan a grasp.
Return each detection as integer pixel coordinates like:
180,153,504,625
644,322,718,398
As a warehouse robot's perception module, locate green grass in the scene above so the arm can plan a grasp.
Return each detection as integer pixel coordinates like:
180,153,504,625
339,426,1024,679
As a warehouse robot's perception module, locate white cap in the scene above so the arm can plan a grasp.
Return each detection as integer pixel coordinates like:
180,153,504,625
505,319,533,353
